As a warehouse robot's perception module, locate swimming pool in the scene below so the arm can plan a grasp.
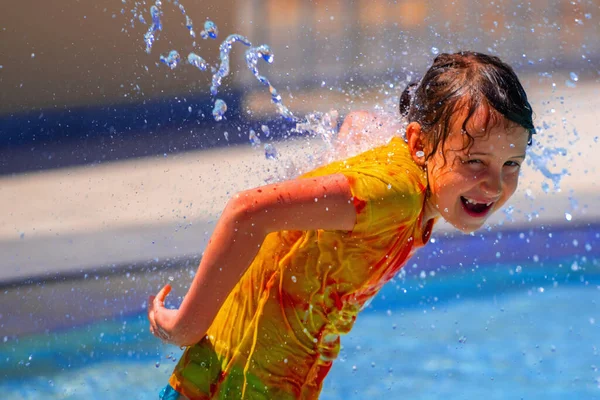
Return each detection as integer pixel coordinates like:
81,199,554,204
1,225,599,399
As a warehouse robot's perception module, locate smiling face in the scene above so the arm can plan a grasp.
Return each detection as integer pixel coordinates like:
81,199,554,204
407,106,529,233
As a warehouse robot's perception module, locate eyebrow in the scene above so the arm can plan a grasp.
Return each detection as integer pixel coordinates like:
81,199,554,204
468,152,526,159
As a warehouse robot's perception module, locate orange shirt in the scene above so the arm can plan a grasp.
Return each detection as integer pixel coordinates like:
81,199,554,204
169,137,435,399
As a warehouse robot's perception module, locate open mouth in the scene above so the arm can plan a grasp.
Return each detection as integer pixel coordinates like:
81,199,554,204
460,196,493,217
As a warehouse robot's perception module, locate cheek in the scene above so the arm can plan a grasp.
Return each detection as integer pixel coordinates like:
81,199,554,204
503,174,520,197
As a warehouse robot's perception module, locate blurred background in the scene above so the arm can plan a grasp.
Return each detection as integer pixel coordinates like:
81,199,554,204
1,0,600,398
1,0,598,169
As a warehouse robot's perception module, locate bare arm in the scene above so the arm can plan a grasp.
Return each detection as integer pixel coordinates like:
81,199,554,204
148,173,356,346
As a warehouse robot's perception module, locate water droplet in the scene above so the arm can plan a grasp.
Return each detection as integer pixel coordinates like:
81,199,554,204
245,45,294,120
185,15,195,38
211,34,252,96
200,20,218,39
571,262,580,271
249,129,261,145
291,275,297,283
144,5,163,54
261,125,270,137
160,50,181,69
187,53,207,71
569,72,579,82
223,131,229,141
155,361,160,368
168,276,174,281
431,47,439,55
212,99,227,121
542,182,551,193
565,212,572,221
515,265,522,273
264,144,277,159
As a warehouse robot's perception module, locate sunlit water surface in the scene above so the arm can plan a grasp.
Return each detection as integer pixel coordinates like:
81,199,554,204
2,261,598,399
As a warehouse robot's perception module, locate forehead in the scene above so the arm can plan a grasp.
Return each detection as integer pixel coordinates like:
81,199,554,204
449,103,528,147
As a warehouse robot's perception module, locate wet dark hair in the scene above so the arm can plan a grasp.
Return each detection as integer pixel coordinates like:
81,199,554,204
399,51,535,161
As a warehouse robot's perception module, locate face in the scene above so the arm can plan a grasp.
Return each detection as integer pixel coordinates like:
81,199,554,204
408,107,529,233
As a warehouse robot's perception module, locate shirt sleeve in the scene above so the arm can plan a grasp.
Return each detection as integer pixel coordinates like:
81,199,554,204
340,168,424,236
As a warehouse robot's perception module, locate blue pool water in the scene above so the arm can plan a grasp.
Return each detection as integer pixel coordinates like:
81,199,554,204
1,254,598,399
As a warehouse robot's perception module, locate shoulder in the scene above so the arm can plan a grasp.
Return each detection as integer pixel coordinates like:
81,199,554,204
306,138,428,233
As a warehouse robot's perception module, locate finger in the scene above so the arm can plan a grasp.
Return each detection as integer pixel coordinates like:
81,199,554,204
147,297,157,333
148,295,156,311
148,308,156,331
155,284,172,305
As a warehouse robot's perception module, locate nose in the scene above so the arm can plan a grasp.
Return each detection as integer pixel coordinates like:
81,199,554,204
481,171,502,198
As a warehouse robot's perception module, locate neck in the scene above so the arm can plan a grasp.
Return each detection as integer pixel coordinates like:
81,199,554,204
422,194,440,229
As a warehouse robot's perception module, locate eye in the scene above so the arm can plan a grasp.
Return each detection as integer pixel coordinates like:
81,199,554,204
461,158,484,167
504,161,521,168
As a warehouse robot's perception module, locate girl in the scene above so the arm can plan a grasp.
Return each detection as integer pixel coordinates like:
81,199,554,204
148,51,535,399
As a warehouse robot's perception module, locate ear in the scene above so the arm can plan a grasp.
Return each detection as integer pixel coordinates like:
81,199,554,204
406,122,427,167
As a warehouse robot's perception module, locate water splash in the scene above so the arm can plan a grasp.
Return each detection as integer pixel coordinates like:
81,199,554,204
200,20,218,39
294,110,339,148
187,53,207,71
211,34,252,96
245,45,295,121
160,50,181,69
212,99,227,121
526,146,568,191
138,3,294,121
144,4,163,54
172,2,196,38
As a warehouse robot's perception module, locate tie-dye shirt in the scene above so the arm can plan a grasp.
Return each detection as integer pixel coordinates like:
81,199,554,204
168,137,435,399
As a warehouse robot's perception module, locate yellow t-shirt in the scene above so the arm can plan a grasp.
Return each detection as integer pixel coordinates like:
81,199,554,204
169,137,435,399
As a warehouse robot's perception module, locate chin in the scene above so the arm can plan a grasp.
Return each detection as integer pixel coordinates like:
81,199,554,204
450,220,485,234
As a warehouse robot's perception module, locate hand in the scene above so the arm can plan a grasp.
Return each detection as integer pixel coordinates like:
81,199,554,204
148,284,181,345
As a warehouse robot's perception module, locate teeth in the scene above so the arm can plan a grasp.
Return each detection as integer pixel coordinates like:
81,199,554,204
463,197,494,206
